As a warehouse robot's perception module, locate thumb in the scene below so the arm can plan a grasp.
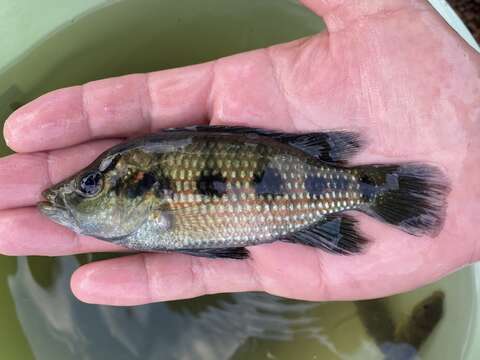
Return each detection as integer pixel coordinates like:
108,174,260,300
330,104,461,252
299,0,431,32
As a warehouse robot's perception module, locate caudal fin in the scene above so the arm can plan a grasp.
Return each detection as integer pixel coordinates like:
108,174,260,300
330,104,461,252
359,164,449,236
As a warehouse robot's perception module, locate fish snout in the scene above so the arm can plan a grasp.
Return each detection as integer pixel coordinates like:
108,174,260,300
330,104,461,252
42,188,56,203
41,186,67,209
38,186,74,228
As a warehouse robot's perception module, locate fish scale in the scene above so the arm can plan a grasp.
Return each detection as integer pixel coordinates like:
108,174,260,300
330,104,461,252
38,125,449,259
154,145,367,248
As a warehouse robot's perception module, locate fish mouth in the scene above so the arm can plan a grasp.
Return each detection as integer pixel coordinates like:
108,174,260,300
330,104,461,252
41,188,66,207
38,189,74,228
37,201,65,216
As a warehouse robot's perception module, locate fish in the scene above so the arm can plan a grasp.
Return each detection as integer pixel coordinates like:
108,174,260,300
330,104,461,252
356,290,445,359
38,126,449,259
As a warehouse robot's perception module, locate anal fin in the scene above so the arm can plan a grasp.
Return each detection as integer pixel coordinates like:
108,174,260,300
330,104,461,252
177,247,250,259
285,214,368,255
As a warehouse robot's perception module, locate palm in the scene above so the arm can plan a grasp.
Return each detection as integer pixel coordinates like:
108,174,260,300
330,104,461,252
1,0,479,305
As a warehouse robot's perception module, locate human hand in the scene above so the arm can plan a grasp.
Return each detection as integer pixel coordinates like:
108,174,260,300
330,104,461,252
1,0,479,306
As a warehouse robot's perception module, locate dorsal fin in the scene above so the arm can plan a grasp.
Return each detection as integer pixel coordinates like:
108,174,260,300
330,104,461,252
163,125,363,164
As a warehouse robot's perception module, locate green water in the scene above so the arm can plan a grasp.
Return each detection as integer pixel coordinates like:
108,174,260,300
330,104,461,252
0,0,476,359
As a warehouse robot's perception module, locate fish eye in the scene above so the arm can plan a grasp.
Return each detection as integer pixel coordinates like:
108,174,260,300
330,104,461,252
77,171,103,197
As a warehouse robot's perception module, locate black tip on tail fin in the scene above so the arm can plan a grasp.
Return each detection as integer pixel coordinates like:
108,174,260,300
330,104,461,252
362,164,450,236
286,214,368,255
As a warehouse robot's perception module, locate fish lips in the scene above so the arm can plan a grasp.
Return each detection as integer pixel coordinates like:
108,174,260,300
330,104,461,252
38,188,76,229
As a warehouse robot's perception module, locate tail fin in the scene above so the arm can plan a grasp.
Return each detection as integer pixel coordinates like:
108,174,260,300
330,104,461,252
358,164,449,236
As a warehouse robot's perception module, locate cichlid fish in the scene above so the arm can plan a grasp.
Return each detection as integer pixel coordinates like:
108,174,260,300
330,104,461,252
38,126,449,259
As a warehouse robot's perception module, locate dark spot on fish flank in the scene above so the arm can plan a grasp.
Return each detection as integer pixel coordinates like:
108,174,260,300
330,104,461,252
126,172,157,199
335,175,350,190
109,174,123,196
252,165,284,197
359,174,378,201
126,175,145,198
359,174,375,185
196,171,227,198
139,172,157,189
305,175,328,196
153,173,173,199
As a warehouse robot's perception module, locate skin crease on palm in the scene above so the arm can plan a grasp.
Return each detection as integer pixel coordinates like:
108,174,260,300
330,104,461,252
0,0,479,306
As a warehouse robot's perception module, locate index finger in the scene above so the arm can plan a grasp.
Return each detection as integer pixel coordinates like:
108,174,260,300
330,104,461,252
4,63,214,153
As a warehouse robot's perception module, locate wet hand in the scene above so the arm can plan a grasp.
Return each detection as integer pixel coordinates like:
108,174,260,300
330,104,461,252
1,0,479,305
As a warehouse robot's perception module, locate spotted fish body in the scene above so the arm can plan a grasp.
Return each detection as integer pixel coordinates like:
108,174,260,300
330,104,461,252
38,126,449,259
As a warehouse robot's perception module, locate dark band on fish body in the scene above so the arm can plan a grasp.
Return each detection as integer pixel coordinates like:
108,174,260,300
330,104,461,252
110,175,123,197
153,171,173,199
252,164,284,197
196,169,227,198
359,174,379,201
335,175,350,190
126,172,157,199
305,175,329,196
111,169,172,200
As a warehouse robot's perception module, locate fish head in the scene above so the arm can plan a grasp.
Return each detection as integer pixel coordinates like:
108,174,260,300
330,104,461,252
38,153,154,241
38,176,78,231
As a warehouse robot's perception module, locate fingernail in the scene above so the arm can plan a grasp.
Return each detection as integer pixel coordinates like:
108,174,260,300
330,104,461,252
3,117,14,149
